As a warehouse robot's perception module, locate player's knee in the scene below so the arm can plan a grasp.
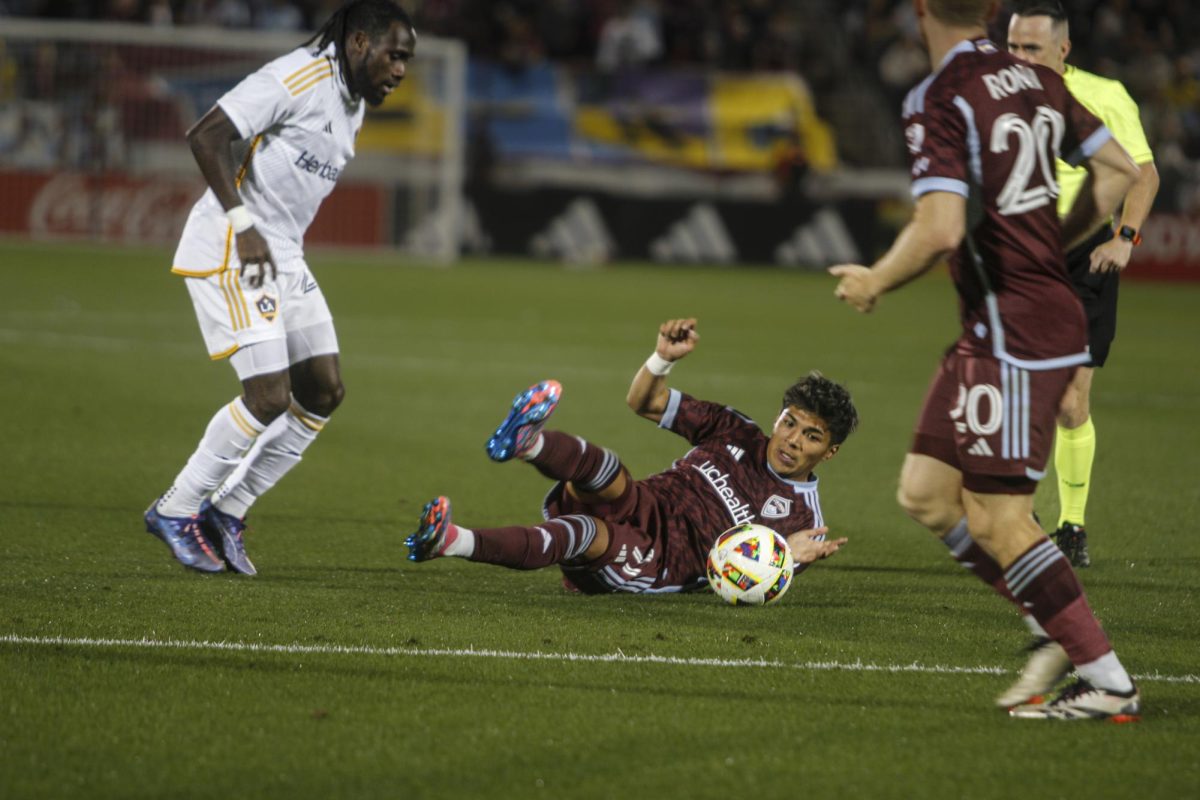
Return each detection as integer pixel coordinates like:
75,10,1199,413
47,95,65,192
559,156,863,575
897,483,954,531
242,381,291,423
298,379,345,417
1057,397,1089,429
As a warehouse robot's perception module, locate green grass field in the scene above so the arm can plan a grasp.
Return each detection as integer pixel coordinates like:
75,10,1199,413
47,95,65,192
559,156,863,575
1,239,1198,798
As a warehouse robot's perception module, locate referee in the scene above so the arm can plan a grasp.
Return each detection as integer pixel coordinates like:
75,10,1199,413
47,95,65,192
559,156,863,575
1007,0,1159,568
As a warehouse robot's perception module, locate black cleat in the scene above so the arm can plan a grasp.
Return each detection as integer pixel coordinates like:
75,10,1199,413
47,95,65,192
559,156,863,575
1052,522,1090,568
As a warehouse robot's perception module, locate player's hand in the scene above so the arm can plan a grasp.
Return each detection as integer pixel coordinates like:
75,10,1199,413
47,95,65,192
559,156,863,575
786,527,848,565
236,228,278,289
656,318,699,362
1089,237,1133,273
828,264,878,313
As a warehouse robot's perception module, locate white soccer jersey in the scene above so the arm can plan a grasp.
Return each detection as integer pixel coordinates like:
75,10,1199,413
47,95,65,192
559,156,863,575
173,42,364,275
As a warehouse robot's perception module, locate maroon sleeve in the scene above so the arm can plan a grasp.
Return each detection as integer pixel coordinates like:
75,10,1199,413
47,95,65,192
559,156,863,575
907,83,970,197
660,389,760,446
1057,80,1110,167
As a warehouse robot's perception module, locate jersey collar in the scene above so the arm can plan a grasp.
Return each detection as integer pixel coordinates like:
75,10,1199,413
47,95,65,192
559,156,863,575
765,460,819,492
324,42,357,105
938,37,987,72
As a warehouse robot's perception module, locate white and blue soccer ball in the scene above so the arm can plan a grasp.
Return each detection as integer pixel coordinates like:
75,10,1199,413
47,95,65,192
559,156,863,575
706,523,794,606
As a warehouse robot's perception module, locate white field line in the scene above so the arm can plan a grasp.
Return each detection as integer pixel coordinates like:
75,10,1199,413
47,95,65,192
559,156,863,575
3,634,1197,685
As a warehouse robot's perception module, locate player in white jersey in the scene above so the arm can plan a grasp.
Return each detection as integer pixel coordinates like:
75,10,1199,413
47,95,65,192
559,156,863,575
145,0,416,575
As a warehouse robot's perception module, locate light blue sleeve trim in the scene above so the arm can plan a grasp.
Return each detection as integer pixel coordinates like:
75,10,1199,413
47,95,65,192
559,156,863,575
1064,126,1113,167
658,388,682,430
912,177,970,198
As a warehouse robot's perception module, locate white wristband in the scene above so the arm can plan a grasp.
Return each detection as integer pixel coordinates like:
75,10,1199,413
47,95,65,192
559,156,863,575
645,352,675,376
226,205,254,234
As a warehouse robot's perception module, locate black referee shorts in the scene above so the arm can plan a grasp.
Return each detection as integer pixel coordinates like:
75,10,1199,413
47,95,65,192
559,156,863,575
1066,224,1120,367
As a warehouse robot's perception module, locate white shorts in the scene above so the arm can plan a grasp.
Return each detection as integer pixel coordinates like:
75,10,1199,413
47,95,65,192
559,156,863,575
182,266,339,378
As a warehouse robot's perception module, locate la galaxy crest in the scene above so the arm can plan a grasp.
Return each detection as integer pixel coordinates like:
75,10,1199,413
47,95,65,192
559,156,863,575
256,293,279,322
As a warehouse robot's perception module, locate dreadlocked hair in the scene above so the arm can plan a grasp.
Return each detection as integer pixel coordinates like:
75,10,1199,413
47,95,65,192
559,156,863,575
305,0,414,88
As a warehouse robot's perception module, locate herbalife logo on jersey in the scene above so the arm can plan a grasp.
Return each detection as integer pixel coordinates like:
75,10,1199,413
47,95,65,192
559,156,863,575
694,461,754,526
294,149,340,181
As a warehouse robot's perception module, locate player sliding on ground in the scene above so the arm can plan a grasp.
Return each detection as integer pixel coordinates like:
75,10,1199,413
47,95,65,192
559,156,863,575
406,319,857,594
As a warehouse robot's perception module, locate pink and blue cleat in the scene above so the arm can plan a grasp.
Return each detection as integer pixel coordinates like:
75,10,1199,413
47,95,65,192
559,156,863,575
406,496,453,562
485,380,562,462
144,499,225,573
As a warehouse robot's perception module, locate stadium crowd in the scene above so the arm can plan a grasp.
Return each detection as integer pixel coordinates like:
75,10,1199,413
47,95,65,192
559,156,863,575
2,0,1198,194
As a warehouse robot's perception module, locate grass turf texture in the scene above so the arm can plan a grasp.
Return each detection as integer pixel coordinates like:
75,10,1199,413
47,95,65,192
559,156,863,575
1,239,1197,798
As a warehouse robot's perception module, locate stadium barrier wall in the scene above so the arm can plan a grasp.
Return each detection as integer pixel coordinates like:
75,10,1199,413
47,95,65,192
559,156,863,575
0,169,388,248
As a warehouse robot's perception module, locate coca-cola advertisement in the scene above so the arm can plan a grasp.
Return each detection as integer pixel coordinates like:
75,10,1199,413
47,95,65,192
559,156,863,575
0,169,389,248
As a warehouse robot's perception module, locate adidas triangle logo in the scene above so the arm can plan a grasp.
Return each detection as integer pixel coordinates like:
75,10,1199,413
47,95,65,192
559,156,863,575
775,207,861,267
725,444,745,461
530,198,614,265
650,203,736,264
967,438,994,457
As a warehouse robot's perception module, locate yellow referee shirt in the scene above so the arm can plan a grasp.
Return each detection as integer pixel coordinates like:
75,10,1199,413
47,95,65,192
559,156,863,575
1057,64,1154,219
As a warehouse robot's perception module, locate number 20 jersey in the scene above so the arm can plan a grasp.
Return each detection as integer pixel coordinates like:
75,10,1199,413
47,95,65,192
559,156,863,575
903,39,1110,370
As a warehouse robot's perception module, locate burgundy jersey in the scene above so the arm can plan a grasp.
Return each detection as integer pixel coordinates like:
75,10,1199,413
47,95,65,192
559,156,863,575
638,390,825,583
903,39,1110,369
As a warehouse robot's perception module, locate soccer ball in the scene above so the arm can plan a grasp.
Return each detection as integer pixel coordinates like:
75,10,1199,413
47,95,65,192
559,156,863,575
706,523,794,606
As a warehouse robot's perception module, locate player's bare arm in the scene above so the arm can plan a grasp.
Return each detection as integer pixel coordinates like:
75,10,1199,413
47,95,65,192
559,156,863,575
1061,137,1139,251
786,527,848,565
1088,160,1159,274
186,106,277,288
829,191,965,313
626,318,699,422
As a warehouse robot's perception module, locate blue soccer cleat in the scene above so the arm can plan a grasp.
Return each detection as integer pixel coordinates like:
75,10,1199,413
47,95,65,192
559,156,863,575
144,499,225,573
485,380,562,462
405,496,452,562
200,500,257,576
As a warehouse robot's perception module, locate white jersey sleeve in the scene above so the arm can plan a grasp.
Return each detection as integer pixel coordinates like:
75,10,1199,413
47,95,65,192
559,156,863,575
217,67,296,141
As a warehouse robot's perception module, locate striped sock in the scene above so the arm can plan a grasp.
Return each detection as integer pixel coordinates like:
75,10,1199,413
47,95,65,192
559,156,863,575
213,400,328,519
526,431,623,493
158,397,266,517
1004,538,1119,675
469,515,599,569
942,518,1019,605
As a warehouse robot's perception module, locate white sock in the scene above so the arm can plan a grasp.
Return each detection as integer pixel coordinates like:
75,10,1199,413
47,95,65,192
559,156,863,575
158,397,266,517
1076,651,1134,693
1022,616,1049,638
519,433,545,461
213,401,327,519
442,525,475,558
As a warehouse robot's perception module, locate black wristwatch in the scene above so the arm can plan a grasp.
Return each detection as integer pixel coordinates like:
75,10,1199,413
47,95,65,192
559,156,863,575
1117,225,1142,245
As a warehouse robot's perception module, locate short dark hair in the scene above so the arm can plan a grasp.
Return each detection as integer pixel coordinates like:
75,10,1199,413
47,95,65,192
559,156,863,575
1011,0,1067,22
781,372,859,445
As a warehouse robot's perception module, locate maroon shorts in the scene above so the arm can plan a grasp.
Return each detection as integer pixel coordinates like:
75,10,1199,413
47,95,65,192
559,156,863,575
542,481,706,594
911,347,1073,495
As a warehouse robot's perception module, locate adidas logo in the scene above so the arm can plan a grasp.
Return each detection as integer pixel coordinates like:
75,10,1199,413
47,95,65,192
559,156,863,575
775,207,861,267
322,121,333,134
967,438,994,457
530,198,614,265
650,203,736,264
725,444,745,461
